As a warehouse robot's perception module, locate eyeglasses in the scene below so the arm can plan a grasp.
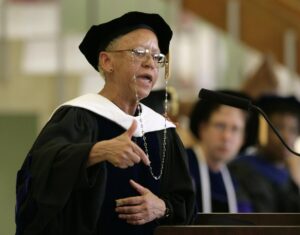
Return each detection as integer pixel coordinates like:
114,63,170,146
209,122,244,136
106,47,167,68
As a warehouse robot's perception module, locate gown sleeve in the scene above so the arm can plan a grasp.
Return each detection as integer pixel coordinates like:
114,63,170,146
16,107,107,234
159,129,196,225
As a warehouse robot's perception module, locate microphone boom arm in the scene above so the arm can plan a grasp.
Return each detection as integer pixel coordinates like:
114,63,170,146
251,105,300,157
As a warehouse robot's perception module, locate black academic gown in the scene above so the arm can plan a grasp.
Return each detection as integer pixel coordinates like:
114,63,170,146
15,95,195,235
229,153,300,212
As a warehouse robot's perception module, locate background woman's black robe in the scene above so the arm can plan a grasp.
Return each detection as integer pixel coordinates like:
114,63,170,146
229,154,300,212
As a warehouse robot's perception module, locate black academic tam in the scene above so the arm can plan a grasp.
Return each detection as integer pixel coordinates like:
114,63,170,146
79,11,173,71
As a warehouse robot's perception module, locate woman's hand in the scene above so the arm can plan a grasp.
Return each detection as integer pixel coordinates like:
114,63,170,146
115,180,167,225
87,120,150,168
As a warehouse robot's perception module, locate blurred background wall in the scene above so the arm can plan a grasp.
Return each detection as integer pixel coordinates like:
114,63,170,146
1,0,300,234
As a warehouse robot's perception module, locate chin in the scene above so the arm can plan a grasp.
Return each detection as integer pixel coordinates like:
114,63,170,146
138,90,151,100
218,153,234,162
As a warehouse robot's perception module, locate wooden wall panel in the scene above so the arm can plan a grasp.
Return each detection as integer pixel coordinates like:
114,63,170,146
183,0,300,74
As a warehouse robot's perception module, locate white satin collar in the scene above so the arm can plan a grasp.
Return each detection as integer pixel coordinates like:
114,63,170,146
53,93,175,137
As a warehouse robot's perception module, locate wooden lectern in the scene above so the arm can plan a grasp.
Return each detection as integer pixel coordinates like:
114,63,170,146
154,213,300,235
195,213,300,225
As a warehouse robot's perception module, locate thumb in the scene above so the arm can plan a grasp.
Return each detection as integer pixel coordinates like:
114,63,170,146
129,179,149,195
126,120,138,138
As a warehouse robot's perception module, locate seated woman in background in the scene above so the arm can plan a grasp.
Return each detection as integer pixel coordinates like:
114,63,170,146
230,95,300,212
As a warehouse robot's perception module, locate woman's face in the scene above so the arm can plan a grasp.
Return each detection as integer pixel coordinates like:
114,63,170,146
265,113,299,162
105,28,161,102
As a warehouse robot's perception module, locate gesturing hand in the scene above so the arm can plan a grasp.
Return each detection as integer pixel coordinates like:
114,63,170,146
115,180,166,225
88,120,150,168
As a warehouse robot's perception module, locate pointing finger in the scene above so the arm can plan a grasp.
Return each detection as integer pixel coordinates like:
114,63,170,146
126,120,137,138
132,143,150,166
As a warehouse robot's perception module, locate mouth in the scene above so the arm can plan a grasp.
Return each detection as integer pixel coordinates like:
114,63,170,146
136,74,153,83
217,147,230,153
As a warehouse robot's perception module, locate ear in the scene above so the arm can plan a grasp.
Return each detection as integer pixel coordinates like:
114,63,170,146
197,123,203,140
99,51,113,73
197,122,206,140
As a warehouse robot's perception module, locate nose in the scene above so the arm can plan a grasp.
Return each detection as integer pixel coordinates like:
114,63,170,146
281,128,296,147
222,128,233,141
142,53,156,69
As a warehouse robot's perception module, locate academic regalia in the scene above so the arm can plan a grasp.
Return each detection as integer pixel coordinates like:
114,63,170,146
229,153,300,212
16,94,195,235
186,146,252,213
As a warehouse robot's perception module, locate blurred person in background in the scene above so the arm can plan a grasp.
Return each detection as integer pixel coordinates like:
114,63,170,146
230,95,300,212
141,88,177,117
141,87,196,148
187,90,253,213
15,11,195,235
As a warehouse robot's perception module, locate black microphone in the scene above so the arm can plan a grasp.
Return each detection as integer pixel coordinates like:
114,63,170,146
198,88,300,157
199,88,252,110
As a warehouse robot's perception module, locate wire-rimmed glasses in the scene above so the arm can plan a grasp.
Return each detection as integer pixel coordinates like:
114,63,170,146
106,47,167,68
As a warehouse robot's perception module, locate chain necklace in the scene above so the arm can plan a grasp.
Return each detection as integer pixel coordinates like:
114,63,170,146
134,76,169,180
